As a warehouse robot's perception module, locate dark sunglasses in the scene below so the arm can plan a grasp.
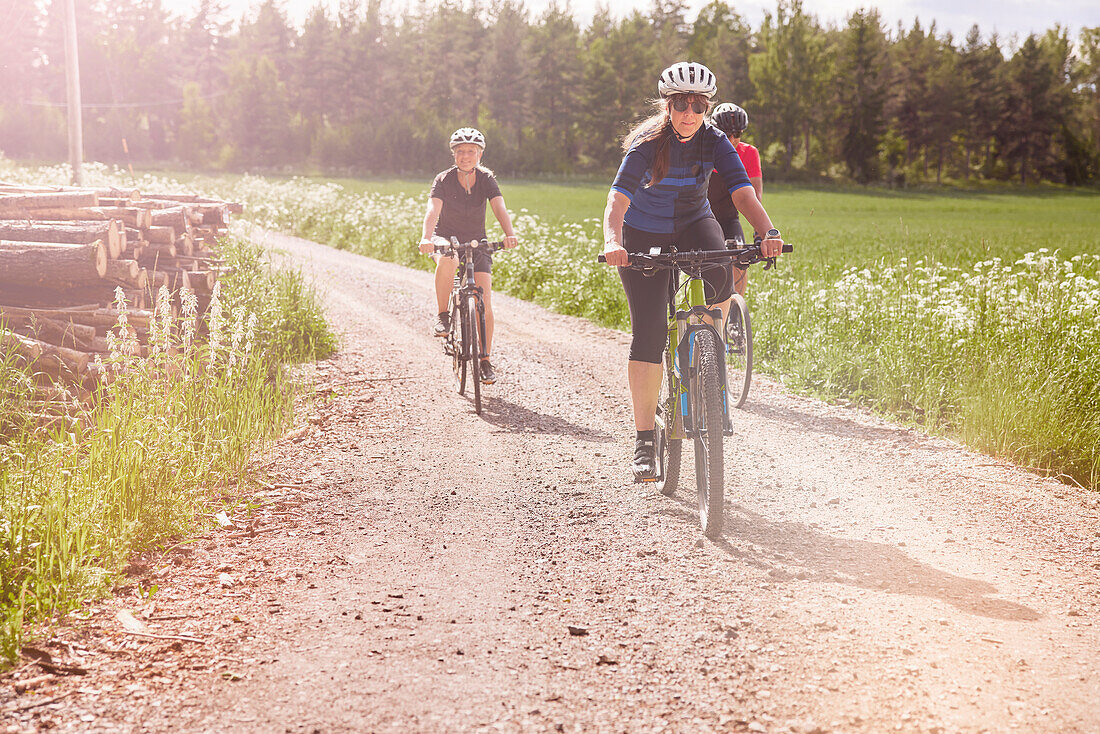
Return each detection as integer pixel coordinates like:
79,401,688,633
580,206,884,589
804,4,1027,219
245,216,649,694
670,96,708,114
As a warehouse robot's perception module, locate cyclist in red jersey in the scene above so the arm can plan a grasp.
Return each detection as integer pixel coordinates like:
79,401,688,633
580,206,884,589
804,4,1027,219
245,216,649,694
707,103,762,296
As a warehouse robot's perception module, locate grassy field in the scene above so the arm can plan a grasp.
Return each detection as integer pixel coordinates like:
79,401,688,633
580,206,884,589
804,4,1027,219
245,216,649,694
322,175,1100,264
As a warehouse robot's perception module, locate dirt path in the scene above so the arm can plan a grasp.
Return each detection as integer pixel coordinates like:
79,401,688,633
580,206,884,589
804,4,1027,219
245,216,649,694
5,229,1100,733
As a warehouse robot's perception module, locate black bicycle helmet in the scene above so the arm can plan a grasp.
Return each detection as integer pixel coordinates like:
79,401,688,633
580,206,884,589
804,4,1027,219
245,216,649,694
712,103,748,136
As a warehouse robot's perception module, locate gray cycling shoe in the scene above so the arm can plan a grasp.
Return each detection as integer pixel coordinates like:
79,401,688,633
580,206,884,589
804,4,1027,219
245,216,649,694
433,312,450,337
480,359,497,384
632,433,657,482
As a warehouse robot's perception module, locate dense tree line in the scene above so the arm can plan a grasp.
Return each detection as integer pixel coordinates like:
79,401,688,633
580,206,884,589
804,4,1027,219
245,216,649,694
2,0,1098,184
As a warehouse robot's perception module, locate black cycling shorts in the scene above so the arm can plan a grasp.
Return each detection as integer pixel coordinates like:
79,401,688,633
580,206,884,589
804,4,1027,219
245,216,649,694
619,217,732,364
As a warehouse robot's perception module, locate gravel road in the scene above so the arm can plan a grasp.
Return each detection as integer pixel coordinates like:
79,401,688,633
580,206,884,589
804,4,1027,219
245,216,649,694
6,228,1100,733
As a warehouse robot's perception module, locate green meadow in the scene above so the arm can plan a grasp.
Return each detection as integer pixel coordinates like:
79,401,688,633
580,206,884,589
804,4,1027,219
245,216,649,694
326,175,1100,265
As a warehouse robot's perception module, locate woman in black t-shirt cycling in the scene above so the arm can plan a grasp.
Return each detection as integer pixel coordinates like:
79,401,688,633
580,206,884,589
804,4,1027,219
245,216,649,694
418,128,519,385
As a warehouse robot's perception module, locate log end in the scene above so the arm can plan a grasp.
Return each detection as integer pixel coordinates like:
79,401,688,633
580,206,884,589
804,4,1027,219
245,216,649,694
92,239,108,278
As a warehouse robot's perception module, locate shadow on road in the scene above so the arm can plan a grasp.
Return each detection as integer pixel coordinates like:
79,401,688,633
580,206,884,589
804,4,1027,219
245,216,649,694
742,401,932,447
659,498,1041,622
479,396,615,443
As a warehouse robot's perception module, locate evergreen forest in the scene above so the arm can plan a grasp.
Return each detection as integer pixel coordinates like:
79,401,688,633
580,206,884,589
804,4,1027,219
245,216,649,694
2,0,1099,185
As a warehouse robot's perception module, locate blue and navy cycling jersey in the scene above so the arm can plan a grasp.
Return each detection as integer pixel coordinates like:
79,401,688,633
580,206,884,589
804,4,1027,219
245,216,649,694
611,124,752,235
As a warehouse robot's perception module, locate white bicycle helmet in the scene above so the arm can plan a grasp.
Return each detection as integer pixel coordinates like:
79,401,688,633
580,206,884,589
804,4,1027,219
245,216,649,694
658,62,717,99
449,127,486,150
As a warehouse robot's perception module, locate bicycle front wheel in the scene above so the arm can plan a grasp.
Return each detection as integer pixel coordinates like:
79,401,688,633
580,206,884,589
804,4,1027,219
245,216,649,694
655,348,682,496
451,300,466,395
691,328,725,538
467,296,482,415
726,294,753,409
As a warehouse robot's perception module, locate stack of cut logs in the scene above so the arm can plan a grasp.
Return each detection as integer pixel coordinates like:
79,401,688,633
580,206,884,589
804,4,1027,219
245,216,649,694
0,183,243,396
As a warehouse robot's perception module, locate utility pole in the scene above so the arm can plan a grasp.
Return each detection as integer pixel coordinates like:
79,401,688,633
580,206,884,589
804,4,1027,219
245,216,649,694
63,0,84,186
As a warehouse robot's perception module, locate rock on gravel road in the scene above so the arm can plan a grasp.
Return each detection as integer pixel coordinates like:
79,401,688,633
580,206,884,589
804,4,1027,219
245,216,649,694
5,227,1100,733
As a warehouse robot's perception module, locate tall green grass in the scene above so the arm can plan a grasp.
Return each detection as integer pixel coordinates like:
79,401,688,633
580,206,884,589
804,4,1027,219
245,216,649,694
0,237,336,664
752,252,1100,485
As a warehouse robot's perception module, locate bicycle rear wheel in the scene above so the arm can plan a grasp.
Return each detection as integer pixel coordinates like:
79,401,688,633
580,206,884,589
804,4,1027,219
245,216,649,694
691,328,725,538
655,348,682,496
451,299,466,395
726,294,753,409
467,296,482,415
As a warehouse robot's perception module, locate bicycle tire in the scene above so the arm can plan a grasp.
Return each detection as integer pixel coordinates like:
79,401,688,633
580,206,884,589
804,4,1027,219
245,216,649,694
468,296,482,415
451,299,466,395
692,328,725,538
726,294,753,408
655,349,682,496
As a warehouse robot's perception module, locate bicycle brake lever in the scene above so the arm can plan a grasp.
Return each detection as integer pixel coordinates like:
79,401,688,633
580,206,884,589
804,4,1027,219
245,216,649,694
763,257,776,271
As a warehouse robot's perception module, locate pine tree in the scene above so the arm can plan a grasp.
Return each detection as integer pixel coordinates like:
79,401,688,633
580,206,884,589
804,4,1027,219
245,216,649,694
887,20,940,177
1001,33,1073,183
649,0,690,57
177,82,216,165
749,0,828,173
1081,28,1100,146
484,0,530,163
525,3,581,172
957,26,1005,179
925,33,965,183
832,9,889,183
294,5,338,133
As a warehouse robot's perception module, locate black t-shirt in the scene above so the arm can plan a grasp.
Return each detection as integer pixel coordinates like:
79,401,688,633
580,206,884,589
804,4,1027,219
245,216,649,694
429,166,503,243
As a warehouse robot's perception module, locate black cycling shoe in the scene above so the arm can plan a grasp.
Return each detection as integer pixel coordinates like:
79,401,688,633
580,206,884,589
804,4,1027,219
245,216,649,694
632,432,657,482
480,359,497,384
433,312,450,337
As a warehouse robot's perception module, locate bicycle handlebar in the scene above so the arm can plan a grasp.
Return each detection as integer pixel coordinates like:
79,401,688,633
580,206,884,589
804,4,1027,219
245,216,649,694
597,243,793,268
427,237,506,256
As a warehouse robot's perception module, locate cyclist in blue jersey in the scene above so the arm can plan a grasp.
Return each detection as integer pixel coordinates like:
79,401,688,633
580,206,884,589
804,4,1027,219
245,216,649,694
601,62,785,481
418,128,519,384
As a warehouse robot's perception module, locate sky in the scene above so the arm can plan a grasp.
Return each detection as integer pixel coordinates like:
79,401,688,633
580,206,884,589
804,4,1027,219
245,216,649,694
161,0,1099,44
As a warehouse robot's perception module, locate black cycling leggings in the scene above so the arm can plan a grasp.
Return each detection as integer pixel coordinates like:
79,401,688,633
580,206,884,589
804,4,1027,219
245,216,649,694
619,217,732,364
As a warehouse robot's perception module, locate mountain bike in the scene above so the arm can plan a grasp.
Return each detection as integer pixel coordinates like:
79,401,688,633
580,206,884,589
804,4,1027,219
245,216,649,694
600,242,792,538
430,236,503,415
